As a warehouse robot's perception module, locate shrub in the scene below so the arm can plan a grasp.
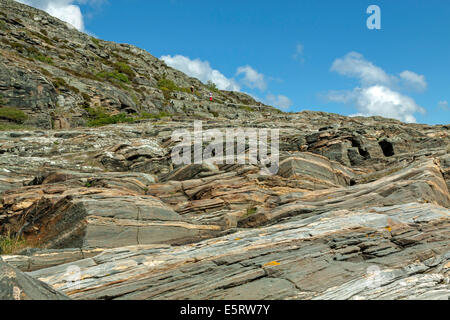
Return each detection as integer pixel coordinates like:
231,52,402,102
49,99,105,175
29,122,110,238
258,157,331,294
86,108,134,127
114,62,135,79
52,77,67,88
244,207,257,217
34,54,53,64
0,235,27,254
97,70,129,83
157,78,178,91
206,80,219,93
0,107,28,123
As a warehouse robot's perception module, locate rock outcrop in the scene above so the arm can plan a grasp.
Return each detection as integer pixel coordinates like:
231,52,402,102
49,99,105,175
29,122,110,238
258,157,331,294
0,0,449,300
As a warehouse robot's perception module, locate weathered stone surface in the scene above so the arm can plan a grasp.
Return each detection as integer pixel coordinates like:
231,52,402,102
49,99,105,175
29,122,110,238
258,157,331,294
0,259,69,300
24,203,449,300
0,0,449,300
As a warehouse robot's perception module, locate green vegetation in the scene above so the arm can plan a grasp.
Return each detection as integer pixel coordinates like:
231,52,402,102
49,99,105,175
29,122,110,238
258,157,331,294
85,107,134,127
52,77,68,88
157,78,193,101
52,77,80,94
0,107,28,123
0,235,27,254
244,207,258,218
114,62,135,80
34,54,53,64
206,80,220,93
91,37,101,47
157,78,178,91
0,123,35,131
96,70,129,83
239,105,254,112
139,111,173,120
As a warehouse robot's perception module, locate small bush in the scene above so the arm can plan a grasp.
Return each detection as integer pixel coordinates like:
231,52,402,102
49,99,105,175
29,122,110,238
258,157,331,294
86,108,134,127
0,107,28,123
52,77,67,88
97,70,129,83
157,78,178,91
33,54,53,64
114,62,135,79
0,235,27,254
244,207,258,217
206,80,220,93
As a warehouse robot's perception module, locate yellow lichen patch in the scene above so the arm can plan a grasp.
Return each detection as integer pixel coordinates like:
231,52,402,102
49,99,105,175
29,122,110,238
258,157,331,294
385,226,392,232
234,238,242,241
263,261,281,267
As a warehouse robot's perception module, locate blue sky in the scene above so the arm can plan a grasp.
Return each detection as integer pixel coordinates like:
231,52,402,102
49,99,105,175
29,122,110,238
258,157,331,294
19,0,450,125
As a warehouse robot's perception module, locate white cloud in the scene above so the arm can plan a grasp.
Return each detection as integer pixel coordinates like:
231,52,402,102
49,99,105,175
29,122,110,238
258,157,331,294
344,86,425,123
438,100,448,110
331,52,393,86
400,70,427,92
161,55,292,108
236,65,267,91
329,52,427,123
161,55,240,91
266,94,292,111
16,0,105,31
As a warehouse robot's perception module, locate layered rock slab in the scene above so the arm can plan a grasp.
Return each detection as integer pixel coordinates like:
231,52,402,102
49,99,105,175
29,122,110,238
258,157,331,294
24,203,449,300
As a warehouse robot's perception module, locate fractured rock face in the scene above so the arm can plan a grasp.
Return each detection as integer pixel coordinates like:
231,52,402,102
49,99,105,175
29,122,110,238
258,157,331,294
0,259,69,300
0,0,449,300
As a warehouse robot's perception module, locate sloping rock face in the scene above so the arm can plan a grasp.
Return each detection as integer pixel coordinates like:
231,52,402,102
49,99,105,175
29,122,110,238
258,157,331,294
0,0,449,300
0,0,278,130
0,259,69,299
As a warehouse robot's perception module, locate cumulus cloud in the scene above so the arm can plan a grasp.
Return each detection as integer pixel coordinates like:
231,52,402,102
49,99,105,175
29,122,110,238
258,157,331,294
161,55,240,91
331,52,393,86
328,52,427,123
400,70,427,92
236,65,267,91
345,86,425,123
16,0,104,31
266,94,292,111
161,54,292,109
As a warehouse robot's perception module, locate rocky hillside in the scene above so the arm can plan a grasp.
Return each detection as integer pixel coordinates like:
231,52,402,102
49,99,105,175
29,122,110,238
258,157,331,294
0,0,277,130
0,0,449,300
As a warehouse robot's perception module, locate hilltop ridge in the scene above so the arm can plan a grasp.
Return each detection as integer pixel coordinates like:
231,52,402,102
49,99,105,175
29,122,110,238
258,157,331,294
0,0,279,130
